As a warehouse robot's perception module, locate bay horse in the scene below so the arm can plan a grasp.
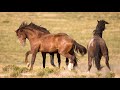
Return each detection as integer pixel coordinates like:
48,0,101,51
15,22,87,70
16,22,66,68
87,20,111,72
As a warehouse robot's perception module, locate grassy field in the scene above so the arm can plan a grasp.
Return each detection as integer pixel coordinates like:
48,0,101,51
0,12,120,78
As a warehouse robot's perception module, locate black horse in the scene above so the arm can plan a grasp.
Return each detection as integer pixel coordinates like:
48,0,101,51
87,20,111,72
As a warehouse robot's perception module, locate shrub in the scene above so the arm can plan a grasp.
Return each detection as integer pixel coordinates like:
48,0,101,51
36,69,46,77
19,67,29,73
105,72,115,78
3,65,29,77
96,72,102,78
2,65,20,72
10,71,21,77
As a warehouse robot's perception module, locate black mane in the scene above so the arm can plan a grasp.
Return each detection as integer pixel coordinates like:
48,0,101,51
93,20,109,38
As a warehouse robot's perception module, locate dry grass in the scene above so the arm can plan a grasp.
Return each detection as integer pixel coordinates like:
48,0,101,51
0,12,120,78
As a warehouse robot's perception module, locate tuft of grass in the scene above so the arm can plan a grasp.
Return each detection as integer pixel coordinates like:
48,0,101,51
44,67,54,74
105,72,115,78
10,71,21,77
36,67,60,77
2,65,20,72
19,67,29,73
96,72,102,78
2,65,29,77
80,75,87,78
36,69,46,77
2,20,10,23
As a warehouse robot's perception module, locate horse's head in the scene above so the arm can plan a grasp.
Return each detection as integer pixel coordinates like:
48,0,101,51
97,20,109,24
15,27,27,47
96,20,109,31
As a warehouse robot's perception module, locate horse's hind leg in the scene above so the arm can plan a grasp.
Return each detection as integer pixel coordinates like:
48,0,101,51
104,55,111,71
25,50,31,67
60,53,75,70
57,53,61,68
42,52,46,68
50,53,56,67
68,55,75,70
66,58,69,66
88,56,92,72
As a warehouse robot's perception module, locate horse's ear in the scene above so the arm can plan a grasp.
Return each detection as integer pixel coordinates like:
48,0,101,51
97,20,99,23
105,21,109,24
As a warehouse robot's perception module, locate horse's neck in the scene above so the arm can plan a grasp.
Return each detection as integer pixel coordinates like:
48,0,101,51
24,30,38,43
93,30,103,38
36,30,50,38
24,29,49,45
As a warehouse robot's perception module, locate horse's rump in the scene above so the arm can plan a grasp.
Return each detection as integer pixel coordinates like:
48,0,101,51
88,36,101,57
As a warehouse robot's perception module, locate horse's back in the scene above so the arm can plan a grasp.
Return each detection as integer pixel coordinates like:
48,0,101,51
40,33,72,42
39,33,74,52
88,36,108,57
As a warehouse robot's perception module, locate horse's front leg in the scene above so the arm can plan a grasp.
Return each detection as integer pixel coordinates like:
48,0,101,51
29,50,37,71
25,50,31,67
104,55,111,71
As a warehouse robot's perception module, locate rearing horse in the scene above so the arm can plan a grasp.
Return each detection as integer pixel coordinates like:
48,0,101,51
15,22,87,70
87,20,111,72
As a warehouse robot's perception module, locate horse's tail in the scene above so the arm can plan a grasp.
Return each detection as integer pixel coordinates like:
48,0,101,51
73,40,87,56
94,42,101,70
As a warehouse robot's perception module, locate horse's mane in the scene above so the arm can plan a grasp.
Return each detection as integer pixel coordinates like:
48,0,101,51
93,20,107,37
18,22,50,33
95,20,106,31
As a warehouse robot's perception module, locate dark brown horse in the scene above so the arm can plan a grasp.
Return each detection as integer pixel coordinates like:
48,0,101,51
15,22,87,70
87,20,111,72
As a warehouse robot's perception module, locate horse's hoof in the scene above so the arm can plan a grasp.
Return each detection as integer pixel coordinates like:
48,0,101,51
87,71,90,74
52,65,56,67
27,63,30,67
110,70,113,73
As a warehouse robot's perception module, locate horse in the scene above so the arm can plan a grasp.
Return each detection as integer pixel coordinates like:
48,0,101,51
87,20,111,72
15,22,87,70
16,22,67,68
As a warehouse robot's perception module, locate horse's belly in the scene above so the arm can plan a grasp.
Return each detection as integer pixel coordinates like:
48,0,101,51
40,43,57,52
